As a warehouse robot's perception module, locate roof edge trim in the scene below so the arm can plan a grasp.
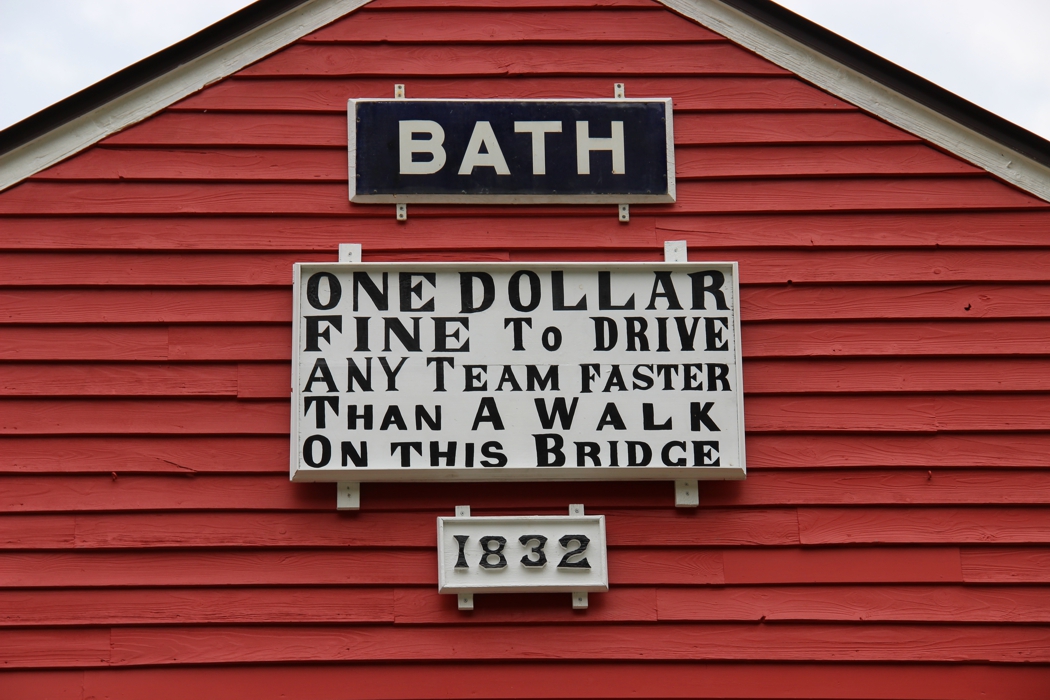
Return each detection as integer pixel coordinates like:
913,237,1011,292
660,0,1050,203
0,0,371,193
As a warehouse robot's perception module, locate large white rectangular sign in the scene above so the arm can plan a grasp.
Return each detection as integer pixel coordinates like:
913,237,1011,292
437,515,608,594
291,262,745,482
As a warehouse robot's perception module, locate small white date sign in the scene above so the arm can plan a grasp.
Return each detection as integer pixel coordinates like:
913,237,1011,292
437,508,608,602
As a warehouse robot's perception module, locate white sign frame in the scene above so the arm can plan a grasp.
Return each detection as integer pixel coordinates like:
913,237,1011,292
437,514,609,595
290,261,745,483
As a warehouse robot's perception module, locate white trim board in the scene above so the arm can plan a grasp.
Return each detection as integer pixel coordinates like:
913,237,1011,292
0,0,372,193
1,0,1049,203
660,0,1050,203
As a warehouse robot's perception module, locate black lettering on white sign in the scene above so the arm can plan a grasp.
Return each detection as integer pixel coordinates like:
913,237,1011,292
292,263,744,482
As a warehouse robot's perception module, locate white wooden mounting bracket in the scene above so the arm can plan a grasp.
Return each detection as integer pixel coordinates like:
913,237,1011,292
675,480,699,508
569,503,589,609
338,243,362,263
394,84,408,221
336,482,360,510
336,243,364,510
455,505,474,610
615,83,628,223
664,240,700,508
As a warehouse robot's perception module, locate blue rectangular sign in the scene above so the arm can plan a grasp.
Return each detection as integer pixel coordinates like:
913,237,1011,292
348,99,675,204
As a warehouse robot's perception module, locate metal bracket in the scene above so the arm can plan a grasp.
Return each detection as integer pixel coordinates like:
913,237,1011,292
394,83,405,99
336,482,360,510
614,82,625,99
618,203,630,222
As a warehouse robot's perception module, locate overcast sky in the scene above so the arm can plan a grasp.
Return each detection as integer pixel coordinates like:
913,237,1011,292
2,1,1049,140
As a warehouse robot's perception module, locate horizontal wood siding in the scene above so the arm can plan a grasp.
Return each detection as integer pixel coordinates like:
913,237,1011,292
2,0,1049,697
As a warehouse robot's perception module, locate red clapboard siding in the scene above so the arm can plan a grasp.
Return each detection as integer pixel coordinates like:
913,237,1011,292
5,249,1050,286
0,325,289,362
0,398,289,435
98,111,906,149
169,325,290,361
745,394,1050,432
0,362,287,398
306,8,722,42
238,43,789,77
32,148,352,182
392,586,658,623
4,468,1050,513
0,587,658,626
0,508,798,549
0,326,170,361
0,475,678,511
3,178,1042,216
9,664,1050,700
743,357,1050,393
961,547,1050,583
702,469,1050,506
10,665,1050,700
656,585,1050,622
798,507,1050,544
0,289,290,323
657,211,1050,247
0,588,396,626
8,212,1050,251
746,433,1050,468
173,76,855,112
0,436,291,473
742,285,1050,321
0,622,1038,667
0,474,329,511
6,285,1050,325
0,549,438,587
0,363,239,396
723,547,963,584
676,144,980,177
674,112,918,145
743,320,1050,357
104,113,347,147
731,250,1050,284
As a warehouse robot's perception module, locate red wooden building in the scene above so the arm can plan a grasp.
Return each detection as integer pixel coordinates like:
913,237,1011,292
2,0,1050,697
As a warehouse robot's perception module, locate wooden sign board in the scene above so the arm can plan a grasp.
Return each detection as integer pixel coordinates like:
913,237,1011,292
348,98,675,203
290,261,745,483
437,514,608,595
